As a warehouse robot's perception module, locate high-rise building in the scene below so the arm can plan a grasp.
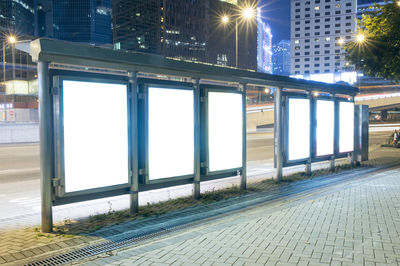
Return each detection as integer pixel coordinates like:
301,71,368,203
113,0,208,62
112,0,257,70
256,8,272,73
290,0,358,84
0,0,34,36
34,0,112,45
272,40,291,76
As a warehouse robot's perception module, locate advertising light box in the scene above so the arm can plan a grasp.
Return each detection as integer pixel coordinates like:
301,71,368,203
148,87,194,180
339,101,354,153
316,100,334,156
208,92,243,172
63,80,129,193
288,98,310,161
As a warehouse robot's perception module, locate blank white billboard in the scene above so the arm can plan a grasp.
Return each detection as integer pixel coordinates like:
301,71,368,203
288,98,310,161
148,87,194,180
316,100,334,156
63,80,129,193
339,101,354,153
208,92,243,172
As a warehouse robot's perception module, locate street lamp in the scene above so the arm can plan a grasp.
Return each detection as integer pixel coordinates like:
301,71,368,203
356,33,365,44
220,6,256,68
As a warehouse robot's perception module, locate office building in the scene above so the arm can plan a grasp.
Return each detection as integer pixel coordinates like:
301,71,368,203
113,0,257,70
290,0,358,84
34,0,112,45
256,8,272,73
272,40,291,76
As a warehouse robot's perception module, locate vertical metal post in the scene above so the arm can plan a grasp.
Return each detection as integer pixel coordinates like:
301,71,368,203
38,61,53,233
350,96,355,166
275,87,283,181
193,79,201,199
240,83,247,190
11,43,15,82
235,20,238,68
330,155,335,171
305,159,311,175
129,72,139,214
2,42,5,84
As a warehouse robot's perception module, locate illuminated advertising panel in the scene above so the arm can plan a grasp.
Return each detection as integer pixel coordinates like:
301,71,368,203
288,98,310,161
208,92,243,172
148,87,194,180
63,80,129,193
316,100,334,156
339,101,354,153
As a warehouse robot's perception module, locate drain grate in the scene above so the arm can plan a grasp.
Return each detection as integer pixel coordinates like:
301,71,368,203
26,219,202,266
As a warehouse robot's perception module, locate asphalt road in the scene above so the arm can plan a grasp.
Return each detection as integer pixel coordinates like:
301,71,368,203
0,124,396,229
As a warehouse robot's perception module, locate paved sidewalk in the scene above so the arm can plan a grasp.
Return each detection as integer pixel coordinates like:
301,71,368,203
83,165,400,265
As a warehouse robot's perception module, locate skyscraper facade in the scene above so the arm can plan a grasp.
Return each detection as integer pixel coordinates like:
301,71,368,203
0,0,34,35
34,0,112,45
112,0,257,70
256,8,272,73
272,40,291,76
290,0,358,84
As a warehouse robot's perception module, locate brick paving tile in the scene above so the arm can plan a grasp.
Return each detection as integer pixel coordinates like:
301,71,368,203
76,163,400,266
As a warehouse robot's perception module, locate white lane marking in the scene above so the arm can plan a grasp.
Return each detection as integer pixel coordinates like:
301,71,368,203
10,197,40,210
0,167,40,175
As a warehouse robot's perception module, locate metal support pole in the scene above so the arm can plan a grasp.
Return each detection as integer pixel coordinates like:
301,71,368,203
38,61,53,233
235,20,238,68
129,72,139,214
275,87,283,181
193,78,201,199
305,159,311,176
240,83,247,190
11,44,15,82
2,42,5,84
330,155,335,171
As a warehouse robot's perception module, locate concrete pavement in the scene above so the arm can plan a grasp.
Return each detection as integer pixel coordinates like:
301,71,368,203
82,158,400,265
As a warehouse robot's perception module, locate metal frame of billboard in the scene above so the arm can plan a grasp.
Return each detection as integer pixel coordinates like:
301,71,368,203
280,91,355,168
335,98,355,158
52,71,132,204
138,79,196,185
312,95,335,162
282,92,311,167
18,38,358,232
200,85,244,178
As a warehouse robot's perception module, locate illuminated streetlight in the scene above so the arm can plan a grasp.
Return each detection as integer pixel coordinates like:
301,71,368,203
220,6,256,68
8,35,16,44
356,34,365,43
338,38,345,45
242,7,255,20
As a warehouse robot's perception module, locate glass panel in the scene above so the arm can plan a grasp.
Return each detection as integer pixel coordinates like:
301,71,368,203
339,101,354,153
208,92,243,172
148,87,194,180
63,80,129,193
316,100,334,156
288,98,310,161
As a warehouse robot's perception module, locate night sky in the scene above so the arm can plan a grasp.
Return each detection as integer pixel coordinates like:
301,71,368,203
259,0,291,45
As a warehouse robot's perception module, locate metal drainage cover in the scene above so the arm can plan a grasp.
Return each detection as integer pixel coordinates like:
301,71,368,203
26,222,193,266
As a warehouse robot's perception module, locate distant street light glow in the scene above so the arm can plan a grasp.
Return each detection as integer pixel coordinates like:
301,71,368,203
338,38,345,45
8,36,16,43
264,88,270,94
221,15,229,24
356,34,365,43
242,8,255,19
